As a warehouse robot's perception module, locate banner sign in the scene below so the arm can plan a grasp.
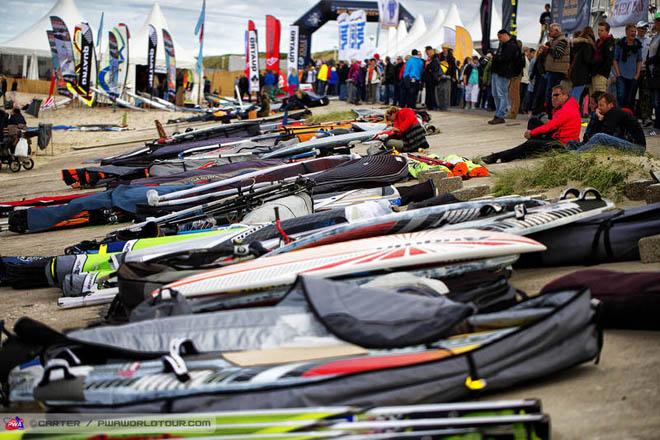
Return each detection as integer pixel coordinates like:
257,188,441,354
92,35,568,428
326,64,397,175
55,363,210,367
162,29,176,100
287,25,299,75
480,0,493,53
502,0,518,36
77,22,94,96
49,16,76,83
338,12,350,61
551,0,591,34
147,24,157,94
608,0,649,27
265,15,282,76
348,10,366,61
377,0,400,28
298,32,310,69
247,29,260,93
443,26,457,49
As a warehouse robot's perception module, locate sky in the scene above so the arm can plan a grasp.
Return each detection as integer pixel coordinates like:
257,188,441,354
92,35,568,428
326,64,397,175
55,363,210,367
0,0,548,56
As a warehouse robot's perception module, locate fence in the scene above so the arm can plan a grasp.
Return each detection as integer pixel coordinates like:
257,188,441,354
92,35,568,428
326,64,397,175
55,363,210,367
206,70,243,97
9,78,52,95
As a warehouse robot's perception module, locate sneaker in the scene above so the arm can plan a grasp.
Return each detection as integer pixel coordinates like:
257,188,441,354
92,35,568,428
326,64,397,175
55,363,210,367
488,117,505,125
482,155,498,164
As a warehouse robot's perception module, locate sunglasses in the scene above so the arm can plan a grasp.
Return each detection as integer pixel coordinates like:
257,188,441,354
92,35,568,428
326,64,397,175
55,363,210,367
552,93,562,97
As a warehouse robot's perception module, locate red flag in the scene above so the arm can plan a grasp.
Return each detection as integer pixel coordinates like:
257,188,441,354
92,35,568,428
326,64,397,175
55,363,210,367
265,15,281,77
245,20,256,78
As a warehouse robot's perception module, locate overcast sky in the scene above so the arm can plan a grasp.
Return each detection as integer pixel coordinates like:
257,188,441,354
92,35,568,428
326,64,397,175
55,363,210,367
0,0,548,55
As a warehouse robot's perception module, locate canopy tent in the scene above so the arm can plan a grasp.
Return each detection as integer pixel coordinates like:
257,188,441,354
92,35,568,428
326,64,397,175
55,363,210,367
397,7,449,56
0,0,89,79
391,14,426,57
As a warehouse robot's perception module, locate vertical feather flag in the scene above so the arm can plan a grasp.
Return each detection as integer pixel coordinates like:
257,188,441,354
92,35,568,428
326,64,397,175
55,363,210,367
265,15,281,77
480,0,493,53
194,0,205,75
97,12,104,53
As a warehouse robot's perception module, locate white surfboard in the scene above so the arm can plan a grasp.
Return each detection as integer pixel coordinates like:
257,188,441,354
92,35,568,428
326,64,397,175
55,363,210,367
163,229,545,298
126,91,173,111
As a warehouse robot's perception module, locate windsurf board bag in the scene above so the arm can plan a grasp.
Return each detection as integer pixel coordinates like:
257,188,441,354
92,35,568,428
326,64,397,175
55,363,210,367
4,281,600,412
540,269,660,330
518,202,660,266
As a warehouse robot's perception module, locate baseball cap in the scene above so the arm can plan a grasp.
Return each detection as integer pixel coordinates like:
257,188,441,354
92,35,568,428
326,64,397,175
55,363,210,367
636,20,648,28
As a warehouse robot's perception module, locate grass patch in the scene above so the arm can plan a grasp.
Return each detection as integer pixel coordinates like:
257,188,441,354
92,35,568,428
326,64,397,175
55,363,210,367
491,147,642,200
305,110,356,124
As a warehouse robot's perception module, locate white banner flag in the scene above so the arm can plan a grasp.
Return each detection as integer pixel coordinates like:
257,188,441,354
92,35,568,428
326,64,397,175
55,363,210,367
338,13,350,61
377,0,400,28
608,0,649,27
348,10,367,61
247,29,260,93
287,25,299,74
443,26,456,50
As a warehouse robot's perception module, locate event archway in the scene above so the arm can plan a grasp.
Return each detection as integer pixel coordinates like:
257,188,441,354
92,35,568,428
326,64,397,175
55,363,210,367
293,0,414,67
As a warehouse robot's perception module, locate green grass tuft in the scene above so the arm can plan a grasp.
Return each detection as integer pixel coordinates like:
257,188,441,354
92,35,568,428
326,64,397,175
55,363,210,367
305,111,356,124
491,147,641,200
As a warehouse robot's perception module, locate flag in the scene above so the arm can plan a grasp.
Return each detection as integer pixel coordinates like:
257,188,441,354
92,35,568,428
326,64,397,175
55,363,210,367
194,0,205,75
265,15,281,77
502,0,518,36
147,25,157,94
377,0,399,28
454,26,473,66
97,12,104,50
287,25,299,75
480,0,493,53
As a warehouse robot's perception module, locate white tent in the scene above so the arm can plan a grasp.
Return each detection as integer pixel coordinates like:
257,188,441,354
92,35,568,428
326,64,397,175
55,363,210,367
466,6,502,49
395,20,409,50
393,14,427,57
396,8,447,57
0,0,89,78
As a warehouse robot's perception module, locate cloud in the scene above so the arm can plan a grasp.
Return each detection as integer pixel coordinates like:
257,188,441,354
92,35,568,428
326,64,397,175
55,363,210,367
1,0,548,56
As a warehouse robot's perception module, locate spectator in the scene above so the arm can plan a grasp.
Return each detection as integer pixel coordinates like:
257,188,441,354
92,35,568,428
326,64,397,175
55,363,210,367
569,26,595,104
317,62,329,96
463,56,481,109
328,66,338,96
569,92,645,153
613,24,643,110
0,76,7,107
530,46,548,115
649,13,660,130
403,49,424,108
519,47,532,113
287,68,299,96
365,59,381,104
238,75,249,102
592,21,615,93
8,106,26,126
263,70,277,98
423,46,441,110
580,91,605,142
203,76,211,94
338,61,349,100
479,53,494,110
383,56,396,105
540,23,570,118
305,66,316,85
347,59,361,104
506,40,526,119
437,44,456,110
539,3,552,44
636,21,652,124
489,29,521,125
482,85,580,163
394,56,405,106
378,106,430,152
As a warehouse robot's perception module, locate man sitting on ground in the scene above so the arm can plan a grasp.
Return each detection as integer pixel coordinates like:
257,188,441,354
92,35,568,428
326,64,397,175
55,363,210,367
378,106,429,152
569,92,646,154
482,85,580,163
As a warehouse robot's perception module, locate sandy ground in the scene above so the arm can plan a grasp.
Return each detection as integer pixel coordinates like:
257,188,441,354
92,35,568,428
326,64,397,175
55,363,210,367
1,98,660,437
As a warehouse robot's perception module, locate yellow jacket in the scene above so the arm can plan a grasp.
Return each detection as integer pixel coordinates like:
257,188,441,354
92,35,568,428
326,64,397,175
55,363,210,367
317,64,329,81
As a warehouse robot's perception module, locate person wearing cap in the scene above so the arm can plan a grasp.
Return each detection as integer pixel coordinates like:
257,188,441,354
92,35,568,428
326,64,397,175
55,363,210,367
538,23,570,119
613,23,642,110
489,29,522,125
423,46,441,110
649,12,660,129
437,43,456,110
402,49,424,108
592,21,616,94
636,21,653,125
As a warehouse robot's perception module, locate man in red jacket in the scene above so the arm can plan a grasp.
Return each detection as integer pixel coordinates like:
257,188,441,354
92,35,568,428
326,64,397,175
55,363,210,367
482,85,580,163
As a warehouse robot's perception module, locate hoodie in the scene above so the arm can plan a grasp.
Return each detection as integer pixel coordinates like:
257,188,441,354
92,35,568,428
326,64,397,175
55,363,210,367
529,97,581,144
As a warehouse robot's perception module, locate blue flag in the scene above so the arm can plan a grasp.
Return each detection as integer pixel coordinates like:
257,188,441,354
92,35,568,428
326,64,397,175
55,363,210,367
97,12,104,48
194,0,205,75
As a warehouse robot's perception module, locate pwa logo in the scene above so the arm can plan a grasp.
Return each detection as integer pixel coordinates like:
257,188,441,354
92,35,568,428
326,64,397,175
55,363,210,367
5,417,25,430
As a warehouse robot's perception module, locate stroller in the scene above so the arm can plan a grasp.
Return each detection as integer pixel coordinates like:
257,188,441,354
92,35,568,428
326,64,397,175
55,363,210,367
0,125,35,172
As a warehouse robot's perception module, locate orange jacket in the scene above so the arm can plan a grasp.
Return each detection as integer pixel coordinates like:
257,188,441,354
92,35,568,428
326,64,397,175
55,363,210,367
529,97,581,144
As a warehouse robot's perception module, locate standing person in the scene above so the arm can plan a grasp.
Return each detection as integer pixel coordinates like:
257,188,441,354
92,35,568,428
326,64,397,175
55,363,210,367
506,40,525,119
328,66,338,96
592,21,616,93
394,56,405,106
238,74,249,102
458,57,470,108
649,13,660,130
520,47,532,113
636,21,653,124
423,46,440,110
338,61,349,100
306,66,316,87
530,47,548,115
463,56,481,109
569,26,596,104
0,76,7,108
287,68,299,96
382,56,396,105
613,24,643,110
347,59,361,105
539,23,570,118
480,53,493,110
437,44,455,110
489,29,520,125
366,59,381,104
403,49,424,109
539,3,552,44
317,61,329,96
263,70,276,99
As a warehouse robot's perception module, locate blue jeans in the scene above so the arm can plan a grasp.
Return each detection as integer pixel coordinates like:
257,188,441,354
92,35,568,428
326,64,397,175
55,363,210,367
571,85,586,104
339,83,347,100
382,84,394,105
616,77,638,110
491,73,510,118
317,80,327,96
576,133,645,154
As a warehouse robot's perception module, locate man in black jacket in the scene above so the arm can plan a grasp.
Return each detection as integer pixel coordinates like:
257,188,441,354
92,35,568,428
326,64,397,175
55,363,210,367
393,56,405,106
383,57,396,105
571,92,646,153
592,21,616,93
338,61,349,101
423,46,441,110
489,29,522,125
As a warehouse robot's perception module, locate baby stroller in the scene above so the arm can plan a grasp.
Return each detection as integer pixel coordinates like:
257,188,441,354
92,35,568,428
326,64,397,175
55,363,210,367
0,125,34,172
